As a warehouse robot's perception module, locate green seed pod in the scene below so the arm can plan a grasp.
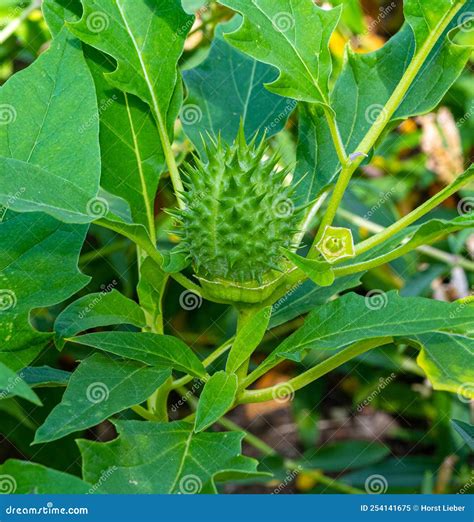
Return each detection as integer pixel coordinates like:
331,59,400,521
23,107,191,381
174,128,301,304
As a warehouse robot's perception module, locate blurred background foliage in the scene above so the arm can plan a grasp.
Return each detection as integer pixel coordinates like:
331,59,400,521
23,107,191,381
0,0,473,494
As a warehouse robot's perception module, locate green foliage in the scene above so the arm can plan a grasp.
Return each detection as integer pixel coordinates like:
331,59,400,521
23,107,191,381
183,17,295,150
195,371,238,432
34,354,171,444
78,420,264,493
0,0,473,496
69,332,207,378
0,29,101,222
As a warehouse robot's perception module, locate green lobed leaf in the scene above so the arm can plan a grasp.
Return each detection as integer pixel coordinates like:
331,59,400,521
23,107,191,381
220,0,340,105
78,420,266,493
265,291,474,366
283,250,335,287
54,289,146,347
451,419,474,451
34,353,171,444
415,332,474,399
0,460,90,494
85,48,167,231
226,307,271,374
43,0,82,37
68,0,193,145
195,371,238,432
44,0,177,231
293,1,473,201
182,17,295,150
0,213,89,371
0,363,41,405
69,331,206,378
0,29,101,223
333,0,473,157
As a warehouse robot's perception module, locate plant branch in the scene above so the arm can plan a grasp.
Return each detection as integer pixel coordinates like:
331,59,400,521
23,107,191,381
337,208,474,272
310,1,465,250
170,339,233,390
322,106,348,167
0,0,41,44
239,337,393,402
353,171,474,256
95,218,202,294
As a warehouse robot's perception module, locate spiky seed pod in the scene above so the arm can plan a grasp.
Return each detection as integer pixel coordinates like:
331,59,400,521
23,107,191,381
174,128,302,303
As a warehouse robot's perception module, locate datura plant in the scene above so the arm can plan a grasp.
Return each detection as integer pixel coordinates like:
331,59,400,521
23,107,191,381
0,0,473,495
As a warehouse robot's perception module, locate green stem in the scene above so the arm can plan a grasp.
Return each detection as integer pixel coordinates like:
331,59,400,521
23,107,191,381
170,339,233,390
310,164,352,254
132,405,160,421
239,337,393,402
0,0,41,44
95,218,202,294
337,208,474,272
311,1,465,249
147,376,173,421
322,106,348,167
354,172,474,256
233,308,259,381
